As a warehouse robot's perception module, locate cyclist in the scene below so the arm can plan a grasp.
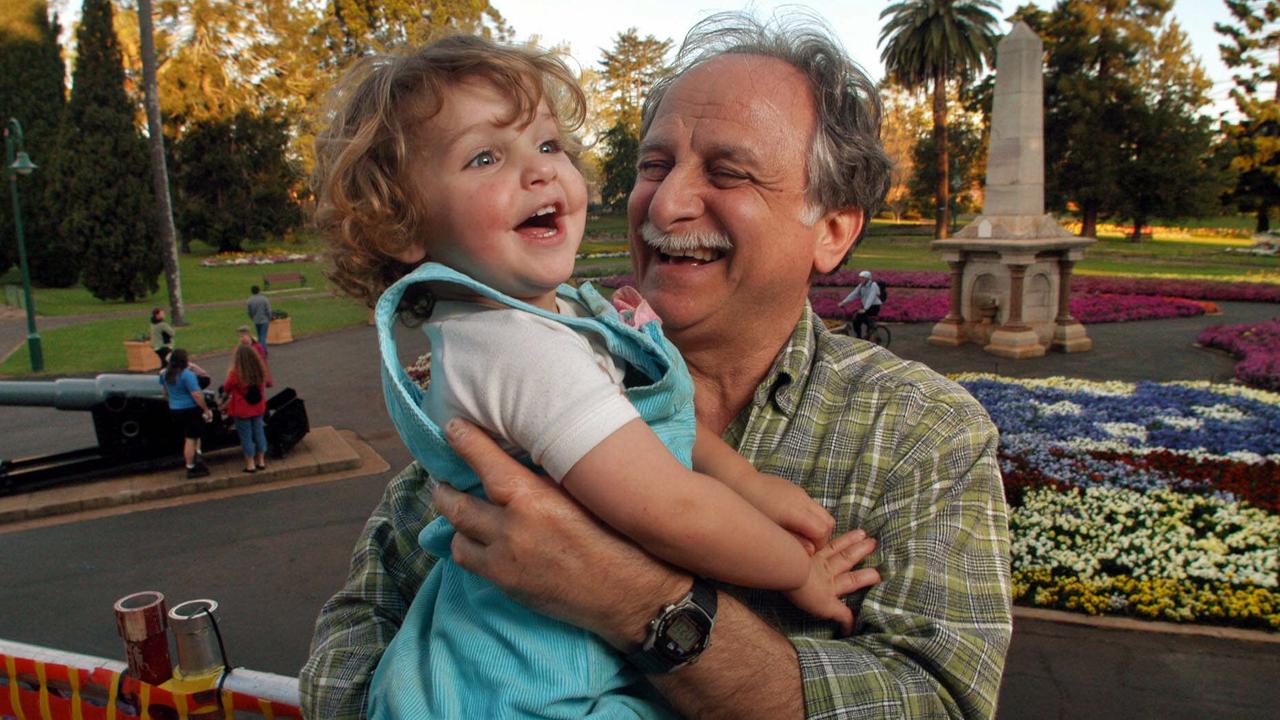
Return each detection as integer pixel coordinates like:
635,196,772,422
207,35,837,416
837,270,883,340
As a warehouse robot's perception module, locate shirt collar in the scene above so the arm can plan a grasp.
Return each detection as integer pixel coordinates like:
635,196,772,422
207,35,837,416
749,302,821,417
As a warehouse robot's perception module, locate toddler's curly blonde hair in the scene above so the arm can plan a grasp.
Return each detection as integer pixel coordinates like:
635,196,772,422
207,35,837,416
314,34,587,310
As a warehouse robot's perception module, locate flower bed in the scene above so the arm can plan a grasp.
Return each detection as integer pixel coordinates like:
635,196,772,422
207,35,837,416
1197,319,1280,392
594,273,1274,325
201,249,322,267
814,269,1280,303
956,374,1280,629
809,288,1206,324
577,250,629,260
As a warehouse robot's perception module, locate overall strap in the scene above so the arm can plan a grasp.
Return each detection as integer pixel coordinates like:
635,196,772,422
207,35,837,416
375,262,680,479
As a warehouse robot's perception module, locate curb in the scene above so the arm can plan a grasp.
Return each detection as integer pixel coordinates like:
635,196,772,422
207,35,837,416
0,426,362,526
1013,606,1279,644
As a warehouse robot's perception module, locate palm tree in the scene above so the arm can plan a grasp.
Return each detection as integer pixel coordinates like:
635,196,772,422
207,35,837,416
879,0,1001,239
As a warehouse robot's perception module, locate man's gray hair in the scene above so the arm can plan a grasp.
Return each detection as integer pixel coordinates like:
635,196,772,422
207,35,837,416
640,10,893,220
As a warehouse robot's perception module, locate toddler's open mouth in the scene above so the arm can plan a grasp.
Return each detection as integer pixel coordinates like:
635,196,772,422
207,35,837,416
516,204,560,238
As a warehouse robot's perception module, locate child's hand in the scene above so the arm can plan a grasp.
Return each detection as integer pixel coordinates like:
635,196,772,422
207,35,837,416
784,529,880,636
738,472,835,553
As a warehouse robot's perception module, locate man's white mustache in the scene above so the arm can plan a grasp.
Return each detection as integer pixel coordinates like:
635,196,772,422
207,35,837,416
639,221,733,253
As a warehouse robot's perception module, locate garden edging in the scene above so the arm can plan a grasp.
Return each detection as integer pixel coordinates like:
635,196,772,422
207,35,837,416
1013,605,1280,644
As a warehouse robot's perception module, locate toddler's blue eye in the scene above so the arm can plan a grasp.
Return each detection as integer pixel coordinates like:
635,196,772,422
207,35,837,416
467,151,496,168
539,140,561,154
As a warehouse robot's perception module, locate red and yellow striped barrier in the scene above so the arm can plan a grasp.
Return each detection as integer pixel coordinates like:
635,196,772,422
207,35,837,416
0,639,301,720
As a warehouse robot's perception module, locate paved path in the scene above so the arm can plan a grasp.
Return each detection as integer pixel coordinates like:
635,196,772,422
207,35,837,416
0,300,1276,718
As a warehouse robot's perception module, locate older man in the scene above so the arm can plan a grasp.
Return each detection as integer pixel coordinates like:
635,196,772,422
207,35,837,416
302,12,1010,719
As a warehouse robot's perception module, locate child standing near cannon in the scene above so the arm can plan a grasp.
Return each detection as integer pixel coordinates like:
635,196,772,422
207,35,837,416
315,34,880,719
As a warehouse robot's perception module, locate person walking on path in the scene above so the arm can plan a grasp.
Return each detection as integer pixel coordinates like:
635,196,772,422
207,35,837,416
149,308,176,366
246,286,272,351
159,348,211,478
220,344,269,473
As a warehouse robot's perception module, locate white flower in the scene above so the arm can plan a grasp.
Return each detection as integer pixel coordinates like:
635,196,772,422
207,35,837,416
1192,404,1250,422
1034,399,1084,416
1097,422,1148,443
1156,415,1203,430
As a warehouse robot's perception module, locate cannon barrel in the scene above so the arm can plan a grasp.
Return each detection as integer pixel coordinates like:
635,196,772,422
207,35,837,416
0,374,164,411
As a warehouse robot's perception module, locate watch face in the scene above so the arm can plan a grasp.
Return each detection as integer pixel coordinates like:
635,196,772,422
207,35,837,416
666,614,703,652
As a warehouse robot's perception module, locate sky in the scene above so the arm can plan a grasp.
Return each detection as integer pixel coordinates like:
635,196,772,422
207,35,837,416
500,0,1240,117
47,0,1241,115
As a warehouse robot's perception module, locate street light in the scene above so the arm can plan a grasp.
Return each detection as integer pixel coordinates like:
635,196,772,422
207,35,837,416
5,117,43,372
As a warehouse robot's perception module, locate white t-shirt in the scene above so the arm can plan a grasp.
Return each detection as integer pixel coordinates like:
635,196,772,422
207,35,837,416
421,298,641,481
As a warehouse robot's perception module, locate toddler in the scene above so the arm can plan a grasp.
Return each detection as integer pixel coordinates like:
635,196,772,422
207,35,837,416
315,34,879,719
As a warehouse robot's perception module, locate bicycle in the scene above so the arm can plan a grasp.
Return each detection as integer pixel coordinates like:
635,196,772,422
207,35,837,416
842,313,891,348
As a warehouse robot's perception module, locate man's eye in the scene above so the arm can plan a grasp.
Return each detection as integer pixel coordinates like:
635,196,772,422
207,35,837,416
637,160,670,180
466,150,497,168
539,139,562,153
711,168,747,184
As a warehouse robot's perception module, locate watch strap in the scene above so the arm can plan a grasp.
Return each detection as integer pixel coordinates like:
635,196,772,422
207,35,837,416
626,577,717,674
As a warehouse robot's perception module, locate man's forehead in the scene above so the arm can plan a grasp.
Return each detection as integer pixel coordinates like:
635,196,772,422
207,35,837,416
641,55,814,156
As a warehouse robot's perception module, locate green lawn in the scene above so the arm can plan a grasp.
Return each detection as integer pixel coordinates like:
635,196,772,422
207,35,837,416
0,249,324,318
1,294,368,377
3,213,1276,378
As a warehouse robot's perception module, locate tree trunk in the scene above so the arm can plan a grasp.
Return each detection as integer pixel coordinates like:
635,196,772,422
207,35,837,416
1081,206,1098,238
138,0,186,324
1130,218,1146,242
1257,206,1271,233
933,67,950,239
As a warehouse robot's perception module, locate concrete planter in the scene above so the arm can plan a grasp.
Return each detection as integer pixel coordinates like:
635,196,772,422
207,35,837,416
267,317,294,344
124,341,161,372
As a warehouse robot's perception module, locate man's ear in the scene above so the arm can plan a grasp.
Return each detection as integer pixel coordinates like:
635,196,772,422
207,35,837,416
811,207,865,274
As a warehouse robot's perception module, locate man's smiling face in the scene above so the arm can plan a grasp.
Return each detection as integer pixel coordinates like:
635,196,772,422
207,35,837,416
626,54,825,344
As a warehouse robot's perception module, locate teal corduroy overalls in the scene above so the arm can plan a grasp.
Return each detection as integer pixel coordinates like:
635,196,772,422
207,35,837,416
368,262,695,719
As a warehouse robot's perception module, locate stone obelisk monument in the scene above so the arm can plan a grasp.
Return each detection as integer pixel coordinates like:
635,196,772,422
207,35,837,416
927,22,1094,358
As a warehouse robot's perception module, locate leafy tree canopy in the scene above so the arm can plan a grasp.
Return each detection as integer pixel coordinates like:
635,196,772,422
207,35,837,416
879,0,1001,238
171,109,303,252
1215,0,1280,231
1017,0,1218,239
0,0,65,280
597,28,670,132
64,0,159,300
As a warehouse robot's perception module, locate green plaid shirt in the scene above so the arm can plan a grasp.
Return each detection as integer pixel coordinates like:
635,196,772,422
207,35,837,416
300,308,1012,719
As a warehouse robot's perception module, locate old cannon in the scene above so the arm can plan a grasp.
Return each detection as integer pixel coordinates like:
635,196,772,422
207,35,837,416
0,374,309,495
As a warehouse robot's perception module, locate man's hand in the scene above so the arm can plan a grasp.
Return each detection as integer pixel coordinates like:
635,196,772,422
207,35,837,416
436,418,690,650
783,530,880,636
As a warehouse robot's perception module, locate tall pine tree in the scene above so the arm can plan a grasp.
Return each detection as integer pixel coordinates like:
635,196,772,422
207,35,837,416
1020,1,1217,239
0,0,65,281
61,0,158,300
1216,0,1280,232
597,29,669,211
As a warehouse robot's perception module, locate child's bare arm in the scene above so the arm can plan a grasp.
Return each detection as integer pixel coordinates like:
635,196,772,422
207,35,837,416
562,419,810,590
692,424,835,552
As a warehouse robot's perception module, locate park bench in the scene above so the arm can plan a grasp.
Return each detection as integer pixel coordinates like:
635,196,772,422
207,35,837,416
263,271,307,290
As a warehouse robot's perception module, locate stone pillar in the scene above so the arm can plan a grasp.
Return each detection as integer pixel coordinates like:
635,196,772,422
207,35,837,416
945,261,965,323
985,261,1045,358
1005,264,1029,330
1051,256,1092,352
1055,259,1075,323
927,258,968,346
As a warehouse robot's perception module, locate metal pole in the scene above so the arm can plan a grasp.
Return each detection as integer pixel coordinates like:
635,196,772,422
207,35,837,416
5,119,43,372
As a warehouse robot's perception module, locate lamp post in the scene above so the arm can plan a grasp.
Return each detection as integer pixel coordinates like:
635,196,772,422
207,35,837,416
4,117,42,372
